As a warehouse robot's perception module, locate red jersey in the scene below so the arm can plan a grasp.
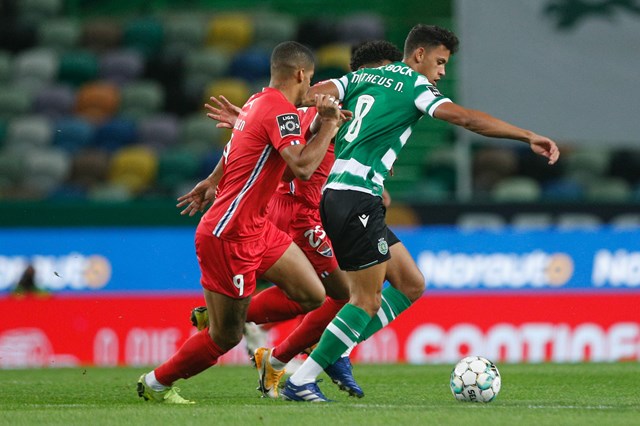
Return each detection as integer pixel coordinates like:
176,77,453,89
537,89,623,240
200,88,305,241
275,106,336,209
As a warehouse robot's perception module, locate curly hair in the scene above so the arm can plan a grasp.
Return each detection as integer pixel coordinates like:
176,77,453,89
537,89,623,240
403,24,459,57
349,40,403,71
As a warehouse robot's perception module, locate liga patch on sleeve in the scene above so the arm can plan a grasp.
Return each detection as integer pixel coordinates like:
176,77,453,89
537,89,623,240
276,113,302,137
427,85,443,97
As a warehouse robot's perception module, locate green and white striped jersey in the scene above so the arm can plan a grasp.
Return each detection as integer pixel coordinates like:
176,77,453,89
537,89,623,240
326,61,451,196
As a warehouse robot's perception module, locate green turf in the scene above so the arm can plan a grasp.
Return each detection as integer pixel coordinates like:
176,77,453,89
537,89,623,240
1,363,639,425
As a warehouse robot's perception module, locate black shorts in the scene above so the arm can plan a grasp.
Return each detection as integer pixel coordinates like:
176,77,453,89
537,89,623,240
320,189,399,271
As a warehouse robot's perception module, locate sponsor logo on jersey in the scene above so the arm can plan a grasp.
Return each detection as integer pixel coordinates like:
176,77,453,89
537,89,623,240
317,241,333,258
276,113,301,137
377,238,389,255
428,85,443,97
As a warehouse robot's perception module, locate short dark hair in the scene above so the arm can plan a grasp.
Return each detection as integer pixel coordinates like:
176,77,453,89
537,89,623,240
350,40,403,71
271,41,315,76
403,24,459,57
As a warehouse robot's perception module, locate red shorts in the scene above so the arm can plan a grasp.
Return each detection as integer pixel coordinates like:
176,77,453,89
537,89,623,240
269,195,338,278
195,220,292,299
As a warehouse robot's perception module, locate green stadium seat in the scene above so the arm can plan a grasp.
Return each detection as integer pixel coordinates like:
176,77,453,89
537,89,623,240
58,50,98,86
0,85,32,120
22,146,71,194
16,0,63,22
0,51,12,83
181,113,224,154
38,18,81,51
13,47,59,90
0,148,26,190
164,13,206,51
252,13,297,50
586,177,631,202
5,115,54,149
119,80,165,119
157,147,201,192
491,176,542,202
123,17,164,58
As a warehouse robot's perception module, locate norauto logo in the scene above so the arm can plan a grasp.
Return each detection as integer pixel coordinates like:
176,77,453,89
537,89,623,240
417,250,574,289
0,253,112,291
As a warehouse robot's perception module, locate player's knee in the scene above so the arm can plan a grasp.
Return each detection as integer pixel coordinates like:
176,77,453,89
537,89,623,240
404,271,426,302
299,290,325,312
209,325,244,351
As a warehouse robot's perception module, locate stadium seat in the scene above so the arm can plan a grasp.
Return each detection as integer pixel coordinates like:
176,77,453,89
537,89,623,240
564,148,611,179
12,47,59,90
22,146,71,194
137,113,180,150
52,116,95,153
58,50,99,86
609,148,640,184
119,80,164,119
15,0,63,22
586,177,631,202
88,181,133,201
610,213,640,229
206,13,253,52
123,17,164,58
93,117,137,152
185,47,229,80
542,178,585,201
457,213,506,231
74,81,120,123
556,213,602,230
5,115,53,149
157,147,201,192
68,147,110,189
33,84,75,119
37,18,80,51
99,49,144,85
204,78,250,115
108,145,158,194
181,113,224,154
491,176,542,202
0,50,13,82
251,13,297,49
80,19,122,53
472,146,518,192
0,85,32,120
163,13,206,51
0,148,25,190
336,13,385,45
229,48,271,82
316,44,352,73
511,213,553,230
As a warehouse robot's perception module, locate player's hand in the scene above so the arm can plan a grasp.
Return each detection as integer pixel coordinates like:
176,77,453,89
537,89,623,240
315,94,341,123
204,95,242,129
529,134,560,165
176,178,217,216
338,109,353,126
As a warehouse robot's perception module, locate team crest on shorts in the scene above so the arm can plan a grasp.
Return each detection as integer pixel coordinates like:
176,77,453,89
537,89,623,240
377,238,388,255
317,240,333,257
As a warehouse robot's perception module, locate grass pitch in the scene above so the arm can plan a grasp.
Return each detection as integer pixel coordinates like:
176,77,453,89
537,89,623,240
1,363,639,426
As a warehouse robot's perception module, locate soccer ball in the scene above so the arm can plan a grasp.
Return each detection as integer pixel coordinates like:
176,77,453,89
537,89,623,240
450,356,501,402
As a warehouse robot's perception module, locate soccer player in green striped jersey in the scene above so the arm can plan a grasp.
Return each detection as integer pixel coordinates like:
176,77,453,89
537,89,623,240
283,24,560,402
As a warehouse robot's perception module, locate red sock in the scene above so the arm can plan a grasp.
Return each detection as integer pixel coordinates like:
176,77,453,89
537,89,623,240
246,286,305,324
154,329,225,386
272,297,347,363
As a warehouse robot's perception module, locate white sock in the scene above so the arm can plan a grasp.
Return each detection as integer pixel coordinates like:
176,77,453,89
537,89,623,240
269,352,287,370
288,357,324,386
145,371,168,391
342,344,355,357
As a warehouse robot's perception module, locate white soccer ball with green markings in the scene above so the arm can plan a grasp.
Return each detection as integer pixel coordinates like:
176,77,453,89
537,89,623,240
450,356,501,402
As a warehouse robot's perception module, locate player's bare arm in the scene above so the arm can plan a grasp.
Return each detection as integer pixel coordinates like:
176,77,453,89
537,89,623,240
204,95,241,128
433,102,560,165
176,157,223,216
301,81,340,107
280,94,341,180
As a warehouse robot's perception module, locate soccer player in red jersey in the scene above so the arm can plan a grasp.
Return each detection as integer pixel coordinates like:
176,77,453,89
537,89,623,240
136,41,343,404
185,41,415,400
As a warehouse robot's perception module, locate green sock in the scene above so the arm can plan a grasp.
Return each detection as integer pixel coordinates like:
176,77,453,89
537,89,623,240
310,303,371,369
359,286,412,342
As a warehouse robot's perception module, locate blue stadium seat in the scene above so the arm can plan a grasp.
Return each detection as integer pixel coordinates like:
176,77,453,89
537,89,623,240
229,48,271,82
52,116,95,153
93,117,137,152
